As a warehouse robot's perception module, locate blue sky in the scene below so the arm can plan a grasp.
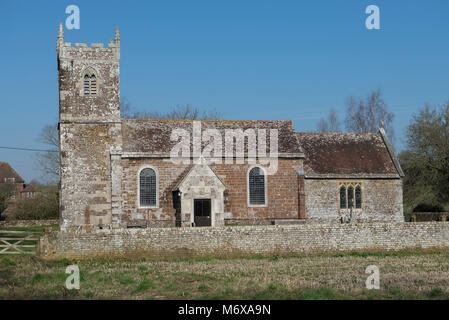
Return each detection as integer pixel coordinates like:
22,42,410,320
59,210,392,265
1,0,448,182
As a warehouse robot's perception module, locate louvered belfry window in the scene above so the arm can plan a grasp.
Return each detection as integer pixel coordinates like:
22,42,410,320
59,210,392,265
249,167,266,205
83,74,97,96
140,168,157,207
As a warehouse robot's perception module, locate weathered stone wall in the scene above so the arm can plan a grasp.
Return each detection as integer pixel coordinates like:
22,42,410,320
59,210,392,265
60,124,120,229
120,158,302,226
39,222,449,260
58,30,122,231
305,179,403,223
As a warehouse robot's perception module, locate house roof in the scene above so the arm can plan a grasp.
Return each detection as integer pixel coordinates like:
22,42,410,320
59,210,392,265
21,184,37,193
295,132,402,178
122,119,303,157
0,162,25,183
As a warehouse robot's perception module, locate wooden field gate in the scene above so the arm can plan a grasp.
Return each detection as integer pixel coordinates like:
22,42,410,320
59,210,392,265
0,230,40,255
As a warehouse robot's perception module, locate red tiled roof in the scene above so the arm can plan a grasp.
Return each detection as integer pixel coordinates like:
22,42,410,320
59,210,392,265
0,162,25,183
295,132,400,178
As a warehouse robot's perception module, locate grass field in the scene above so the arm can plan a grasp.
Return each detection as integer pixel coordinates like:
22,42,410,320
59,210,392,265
2,249,449,299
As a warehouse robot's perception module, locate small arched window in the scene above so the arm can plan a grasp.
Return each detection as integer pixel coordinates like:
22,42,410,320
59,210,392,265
140,168,157,207
83,71,97,96
248,167,266,206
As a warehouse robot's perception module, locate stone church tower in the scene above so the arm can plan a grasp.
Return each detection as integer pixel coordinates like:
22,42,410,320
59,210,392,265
57,24,122,230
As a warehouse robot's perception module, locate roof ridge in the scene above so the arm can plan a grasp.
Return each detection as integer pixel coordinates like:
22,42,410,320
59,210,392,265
123,118,292,123
296,131,378,135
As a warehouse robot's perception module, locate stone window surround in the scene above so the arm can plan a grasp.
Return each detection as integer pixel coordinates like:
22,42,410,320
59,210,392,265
78,67,102,97
137,165,159,209
338,181,364,211
247,165,268,208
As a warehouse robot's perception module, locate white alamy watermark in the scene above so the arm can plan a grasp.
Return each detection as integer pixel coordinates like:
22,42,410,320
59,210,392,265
65,265,80,290
170,121,279,175
365,5,380,30
365,265,380,289
65,5,80,30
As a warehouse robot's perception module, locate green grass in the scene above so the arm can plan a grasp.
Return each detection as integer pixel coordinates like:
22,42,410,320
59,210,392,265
1,250,449,300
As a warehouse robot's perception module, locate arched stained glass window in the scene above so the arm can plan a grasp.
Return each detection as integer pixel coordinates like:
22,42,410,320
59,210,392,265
355,185,362,209
140,168,157,207
249,167,265,205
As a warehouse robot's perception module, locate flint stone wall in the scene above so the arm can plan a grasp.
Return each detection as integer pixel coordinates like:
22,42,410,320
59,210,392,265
0,219,59,227
39,222,449,260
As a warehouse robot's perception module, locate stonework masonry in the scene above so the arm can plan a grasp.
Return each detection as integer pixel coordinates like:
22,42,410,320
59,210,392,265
305,179,403,223
39,222,449,260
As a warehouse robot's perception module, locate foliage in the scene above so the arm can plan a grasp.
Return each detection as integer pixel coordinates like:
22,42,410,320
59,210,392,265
399,102,449,212
6,185,59,220
0,183,15,218
412,203,444,213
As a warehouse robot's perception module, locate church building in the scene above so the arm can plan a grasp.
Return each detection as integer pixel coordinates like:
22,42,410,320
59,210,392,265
56,25,404,230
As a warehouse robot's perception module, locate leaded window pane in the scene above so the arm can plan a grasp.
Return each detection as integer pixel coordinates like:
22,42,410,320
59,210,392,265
347,186,354,209
355,186,362,208
249,167,265,205
340,186,346,209
140,168,157,206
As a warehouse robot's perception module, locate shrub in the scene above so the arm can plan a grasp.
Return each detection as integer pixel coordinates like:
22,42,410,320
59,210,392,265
7,187,59,220
413,203,445,213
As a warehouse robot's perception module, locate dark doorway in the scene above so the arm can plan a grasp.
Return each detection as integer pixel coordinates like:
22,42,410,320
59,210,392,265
194,199,211,227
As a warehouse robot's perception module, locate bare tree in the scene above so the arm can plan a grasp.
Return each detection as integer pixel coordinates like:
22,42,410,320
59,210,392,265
316,108,342,132
344,89,395,141
36,124,59,179
122,102,221,120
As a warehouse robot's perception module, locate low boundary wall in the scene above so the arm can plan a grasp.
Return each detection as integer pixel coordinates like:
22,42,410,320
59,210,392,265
38,222,449,260
0,219,59,228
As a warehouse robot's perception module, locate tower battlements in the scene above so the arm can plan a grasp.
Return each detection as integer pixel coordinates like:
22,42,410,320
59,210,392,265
57,23,120,60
